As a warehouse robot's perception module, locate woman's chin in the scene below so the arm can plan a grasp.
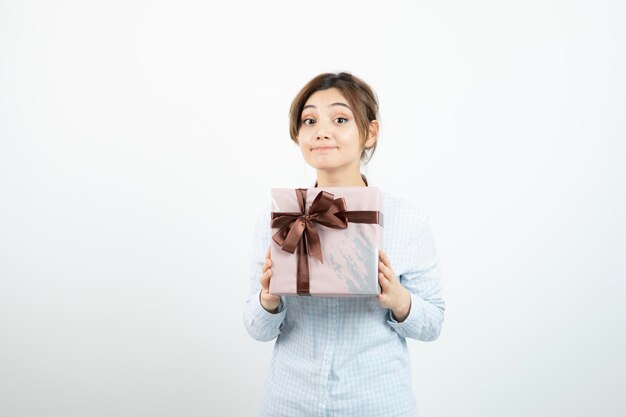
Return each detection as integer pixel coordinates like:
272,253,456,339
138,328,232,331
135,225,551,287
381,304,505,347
305,157,352,172
310,162,340,171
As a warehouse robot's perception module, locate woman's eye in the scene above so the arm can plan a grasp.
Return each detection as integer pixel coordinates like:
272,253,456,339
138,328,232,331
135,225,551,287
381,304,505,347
336,117,348,123
302,118,314,125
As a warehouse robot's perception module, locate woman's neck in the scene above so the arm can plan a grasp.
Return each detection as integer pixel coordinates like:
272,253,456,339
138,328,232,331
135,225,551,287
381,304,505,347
315,172,368,187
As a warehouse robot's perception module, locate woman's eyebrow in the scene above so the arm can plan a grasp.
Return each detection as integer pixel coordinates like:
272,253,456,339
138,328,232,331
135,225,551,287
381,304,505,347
303,103,352,111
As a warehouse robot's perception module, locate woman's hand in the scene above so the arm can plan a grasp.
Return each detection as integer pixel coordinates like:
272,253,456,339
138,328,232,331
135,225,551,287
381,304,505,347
377,250,411,322
260,246,281,313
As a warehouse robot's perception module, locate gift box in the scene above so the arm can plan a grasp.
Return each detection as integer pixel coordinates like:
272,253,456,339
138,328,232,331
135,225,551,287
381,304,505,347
269,186,384,297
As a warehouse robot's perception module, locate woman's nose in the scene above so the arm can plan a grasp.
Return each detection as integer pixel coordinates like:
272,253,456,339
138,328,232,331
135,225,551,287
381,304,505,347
316,124,331,140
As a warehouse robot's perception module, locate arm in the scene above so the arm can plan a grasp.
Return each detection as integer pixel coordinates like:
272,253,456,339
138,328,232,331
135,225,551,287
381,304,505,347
387,215,446,341
242,206,287,342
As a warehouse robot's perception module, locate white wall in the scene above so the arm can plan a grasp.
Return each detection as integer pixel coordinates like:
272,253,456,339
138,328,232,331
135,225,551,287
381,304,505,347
1,1,624,416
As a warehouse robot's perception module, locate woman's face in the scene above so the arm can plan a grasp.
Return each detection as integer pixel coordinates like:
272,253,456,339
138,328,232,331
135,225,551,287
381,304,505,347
297,88,374,173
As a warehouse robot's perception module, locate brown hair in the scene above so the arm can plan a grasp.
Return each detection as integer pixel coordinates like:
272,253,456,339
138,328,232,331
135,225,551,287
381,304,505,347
289,72,380,164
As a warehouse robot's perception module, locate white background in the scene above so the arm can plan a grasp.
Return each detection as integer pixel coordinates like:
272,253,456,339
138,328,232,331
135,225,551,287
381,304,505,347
1,1,624,416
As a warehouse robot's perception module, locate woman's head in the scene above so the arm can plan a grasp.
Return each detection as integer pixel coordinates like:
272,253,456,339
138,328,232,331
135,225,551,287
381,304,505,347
289,72,380,174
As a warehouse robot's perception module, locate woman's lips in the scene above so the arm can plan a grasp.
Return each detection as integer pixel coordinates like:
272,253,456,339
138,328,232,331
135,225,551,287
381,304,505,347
312,146,337,151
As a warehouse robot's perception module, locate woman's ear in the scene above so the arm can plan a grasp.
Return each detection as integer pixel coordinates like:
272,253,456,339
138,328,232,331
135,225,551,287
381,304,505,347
365,119,379,148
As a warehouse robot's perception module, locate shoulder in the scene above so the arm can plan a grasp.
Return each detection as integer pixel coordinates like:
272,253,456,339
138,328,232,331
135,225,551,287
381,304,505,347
249,202,272,257
253,202,273,242
380,189,430,232
254,202,272,225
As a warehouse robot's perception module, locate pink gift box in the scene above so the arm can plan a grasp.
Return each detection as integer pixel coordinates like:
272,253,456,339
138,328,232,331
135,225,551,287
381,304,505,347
269,186,384,297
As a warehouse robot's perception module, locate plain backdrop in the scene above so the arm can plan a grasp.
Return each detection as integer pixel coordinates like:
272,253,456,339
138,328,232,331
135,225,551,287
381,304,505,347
1,1,624,416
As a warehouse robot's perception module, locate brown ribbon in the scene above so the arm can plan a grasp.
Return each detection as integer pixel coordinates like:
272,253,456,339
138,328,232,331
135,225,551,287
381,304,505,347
271,189,383,295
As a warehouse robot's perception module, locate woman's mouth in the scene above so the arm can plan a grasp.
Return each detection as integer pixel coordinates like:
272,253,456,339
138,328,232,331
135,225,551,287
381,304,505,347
312,146,337,151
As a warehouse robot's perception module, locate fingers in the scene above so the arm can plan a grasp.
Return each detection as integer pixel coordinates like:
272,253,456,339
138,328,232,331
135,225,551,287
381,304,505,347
378,271,390,291
378,250,397,283
260,267,272,291
261,246,274,290
261,248,272,290
379,249,390,266
262,257,272,273
378,261,394,280
377,273,389,303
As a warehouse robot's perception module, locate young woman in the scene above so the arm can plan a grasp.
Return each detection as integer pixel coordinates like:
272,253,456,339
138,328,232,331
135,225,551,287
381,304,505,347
244,72,446,417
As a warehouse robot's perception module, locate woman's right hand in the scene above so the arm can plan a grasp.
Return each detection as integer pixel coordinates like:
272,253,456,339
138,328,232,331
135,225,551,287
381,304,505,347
260,246,281,313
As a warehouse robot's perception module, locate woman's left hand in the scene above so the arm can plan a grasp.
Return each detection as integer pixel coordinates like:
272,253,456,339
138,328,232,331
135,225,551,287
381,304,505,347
377,250,412,322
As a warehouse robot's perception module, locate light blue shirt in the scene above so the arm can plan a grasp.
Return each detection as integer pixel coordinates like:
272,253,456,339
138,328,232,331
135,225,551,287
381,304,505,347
243,180,446,417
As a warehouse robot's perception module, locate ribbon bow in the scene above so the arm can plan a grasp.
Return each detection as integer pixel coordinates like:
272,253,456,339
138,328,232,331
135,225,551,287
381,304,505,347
271,189,348,264
271,188,383,295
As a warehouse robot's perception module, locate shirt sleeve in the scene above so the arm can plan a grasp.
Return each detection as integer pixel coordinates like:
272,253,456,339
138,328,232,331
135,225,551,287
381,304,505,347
242,204,287,342
387,214,446,341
